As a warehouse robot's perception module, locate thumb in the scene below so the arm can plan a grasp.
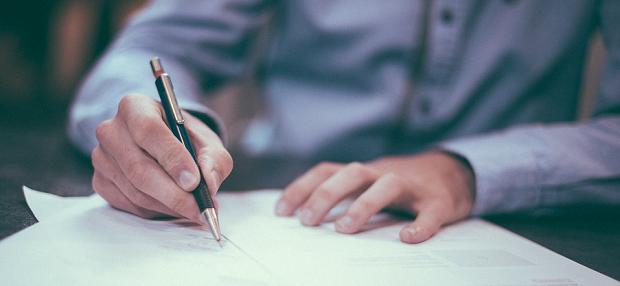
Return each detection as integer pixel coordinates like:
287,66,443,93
399,203,446,244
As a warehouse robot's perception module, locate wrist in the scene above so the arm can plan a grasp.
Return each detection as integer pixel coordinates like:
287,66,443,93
436,150,476,205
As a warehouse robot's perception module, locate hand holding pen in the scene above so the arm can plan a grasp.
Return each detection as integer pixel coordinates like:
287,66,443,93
90,60,232,241
150,57,222,242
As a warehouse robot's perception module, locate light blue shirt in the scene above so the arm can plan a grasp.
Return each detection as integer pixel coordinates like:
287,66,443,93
68,0,620,216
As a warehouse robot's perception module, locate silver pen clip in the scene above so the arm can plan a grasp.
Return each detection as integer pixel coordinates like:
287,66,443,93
150,57,184,124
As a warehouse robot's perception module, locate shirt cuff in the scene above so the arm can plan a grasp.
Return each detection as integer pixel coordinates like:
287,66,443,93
438,131,542,216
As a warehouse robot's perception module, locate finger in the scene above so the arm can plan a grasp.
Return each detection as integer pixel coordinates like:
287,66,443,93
93,170,168,219
118,95,201,192
298,162,378,226
96,115,200,222
399,202,447,244
334,173,402,234
92,145,184,219
184,113,233,196
276,162,342,216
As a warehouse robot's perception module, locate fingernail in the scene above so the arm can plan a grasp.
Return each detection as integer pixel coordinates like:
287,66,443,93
179,170,198,190
402,227,418,241
210,171,221,191
406,228,416,237
336,216,353,231
275,200,289,215
300,209,314,225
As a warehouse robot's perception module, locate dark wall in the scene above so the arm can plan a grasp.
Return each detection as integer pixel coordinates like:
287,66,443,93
0,0,145,128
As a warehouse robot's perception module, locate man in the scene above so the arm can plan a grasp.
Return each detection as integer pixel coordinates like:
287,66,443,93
68,0,620,243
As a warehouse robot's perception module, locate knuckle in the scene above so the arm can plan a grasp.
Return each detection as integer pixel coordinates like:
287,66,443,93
196,151,212,169
197,147,233,176
343,161,367,178
314,161,336,171
91,173,105,193
314,185,337,203
214,149,234,176
166,195,187,215
110,168,128,188
379,172,402,187
95,120,113,142
220,150,233,169
127,188,155,211
125,159,153,191
312,161,341,177
118,94,159,125
376,173,404,197
91,147,104,167
117,96,136,118
118,94,141,111
131,119,159,147
353,197,375,212
284,178,309,195
314,161,331,169
158,145,184,170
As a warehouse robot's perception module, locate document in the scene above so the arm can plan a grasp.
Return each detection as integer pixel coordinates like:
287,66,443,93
1,187,618,286
3,187,278,285
23,186,89,221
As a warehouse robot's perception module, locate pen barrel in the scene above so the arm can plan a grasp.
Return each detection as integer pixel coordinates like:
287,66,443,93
176,113,216,211
179,122,216,210
155,76,216,211
192,177,216,210
156,77,181,134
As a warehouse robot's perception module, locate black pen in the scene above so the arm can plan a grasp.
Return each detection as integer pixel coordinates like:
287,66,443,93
150,57,222,244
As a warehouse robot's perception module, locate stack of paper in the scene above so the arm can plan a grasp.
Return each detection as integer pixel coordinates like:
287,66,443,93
0,187,617,286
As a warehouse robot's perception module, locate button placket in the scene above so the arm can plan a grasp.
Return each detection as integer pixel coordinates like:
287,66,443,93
424,0,472,85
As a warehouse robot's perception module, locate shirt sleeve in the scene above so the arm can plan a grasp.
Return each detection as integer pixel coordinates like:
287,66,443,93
67,0,274,154
439,0,620,217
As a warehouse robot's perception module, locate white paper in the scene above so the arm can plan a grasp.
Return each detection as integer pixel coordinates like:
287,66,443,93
23,186,90,221
2,190,279,286
217,190,619,286
1,188,618,286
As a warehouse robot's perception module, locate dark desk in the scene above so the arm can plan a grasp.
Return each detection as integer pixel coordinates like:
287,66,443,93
1,121,619,281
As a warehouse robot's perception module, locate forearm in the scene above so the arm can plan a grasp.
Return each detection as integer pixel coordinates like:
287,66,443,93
440,116,620,216
67,50,219,154
67,0,273,154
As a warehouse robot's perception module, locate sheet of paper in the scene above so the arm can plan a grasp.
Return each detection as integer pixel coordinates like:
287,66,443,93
2,188,618,286
23,185,90,221
1,191,279,285
218,190,619,286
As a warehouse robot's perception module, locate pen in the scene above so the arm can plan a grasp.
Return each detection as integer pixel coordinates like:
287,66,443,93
149,57,222,244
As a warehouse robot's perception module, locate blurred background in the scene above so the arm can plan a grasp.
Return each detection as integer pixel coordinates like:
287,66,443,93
0,0,266,202
0,0,146,129
0,1,146,239
0,0,607,145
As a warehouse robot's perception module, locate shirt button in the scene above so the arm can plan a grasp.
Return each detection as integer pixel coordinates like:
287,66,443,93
440,9,454,24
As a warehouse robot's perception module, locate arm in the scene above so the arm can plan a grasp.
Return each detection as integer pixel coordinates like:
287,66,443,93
276,1,620,243
68,0,274,221
440,116,620,216
68,0,274,154
440,0,620,216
